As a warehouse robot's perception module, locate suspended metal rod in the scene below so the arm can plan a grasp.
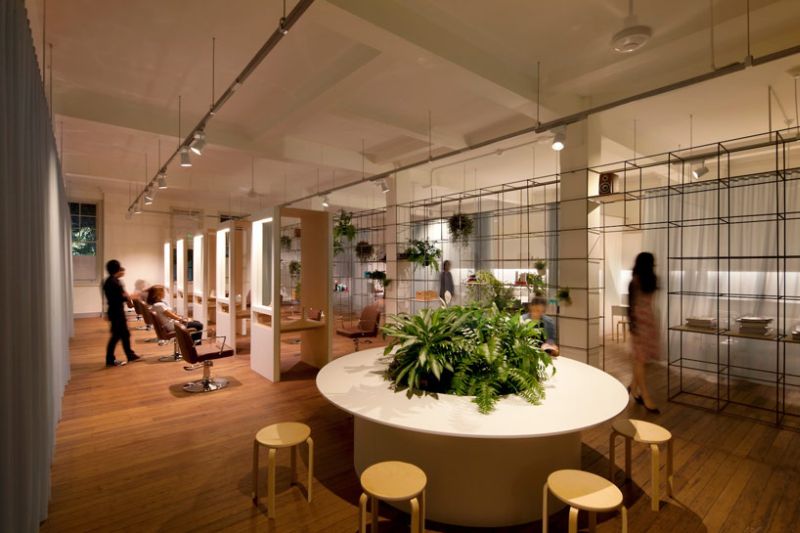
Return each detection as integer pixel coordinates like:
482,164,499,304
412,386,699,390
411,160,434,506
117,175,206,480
129,0,316,211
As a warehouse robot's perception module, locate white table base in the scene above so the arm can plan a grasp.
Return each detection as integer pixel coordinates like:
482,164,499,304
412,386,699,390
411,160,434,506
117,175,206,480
353,417,579,527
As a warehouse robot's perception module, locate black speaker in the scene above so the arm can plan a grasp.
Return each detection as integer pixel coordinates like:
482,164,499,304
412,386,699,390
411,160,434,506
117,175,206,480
599,173,616,195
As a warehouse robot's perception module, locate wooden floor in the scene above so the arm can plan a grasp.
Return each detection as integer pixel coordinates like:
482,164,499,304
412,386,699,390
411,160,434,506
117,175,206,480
41,317,800,532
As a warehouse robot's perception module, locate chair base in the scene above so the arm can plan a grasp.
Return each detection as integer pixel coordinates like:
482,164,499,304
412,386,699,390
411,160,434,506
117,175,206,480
159,354,182,362
184,377,228,393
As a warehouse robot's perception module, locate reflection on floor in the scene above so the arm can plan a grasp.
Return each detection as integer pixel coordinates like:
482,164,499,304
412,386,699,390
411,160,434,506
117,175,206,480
41,319,800,532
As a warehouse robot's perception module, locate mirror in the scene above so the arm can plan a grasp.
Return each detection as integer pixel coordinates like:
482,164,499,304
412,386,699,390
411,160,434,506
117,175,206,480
261,220,272,306
224,231,231,297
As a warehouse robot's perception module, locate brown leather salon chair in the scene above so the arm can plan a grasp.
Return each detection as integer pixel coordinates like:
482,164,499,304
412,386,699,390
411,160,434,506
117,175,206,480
174,323,233,393
336,305,381,352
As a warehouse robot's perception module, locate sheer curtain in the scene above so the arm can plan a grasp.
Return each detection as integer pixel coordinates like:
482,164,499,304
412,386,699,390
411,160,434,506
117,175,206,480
643,172,800,383
0,1,72,531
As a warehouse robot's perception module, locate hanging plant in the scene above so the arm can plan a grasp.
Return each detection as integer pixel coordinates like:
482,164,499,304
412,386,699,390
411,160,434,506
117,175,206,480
366,270,392,289
534,259,547,272
403,239,442,271
448,213,474,246
557,287,572,305
333,210,357,243
355,241,374,262
333,238,344,256
525,272,546,297
288,260,301,279
280,235,292,251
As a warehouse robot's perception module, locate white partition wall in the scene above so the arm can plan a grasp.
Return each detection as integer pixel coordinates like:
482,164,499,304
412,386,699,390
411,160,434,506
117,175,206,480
250,209,280,380
163,241,172,305
175,238,187,315
216,226,234,353
192,230,217,327
250,207,332,382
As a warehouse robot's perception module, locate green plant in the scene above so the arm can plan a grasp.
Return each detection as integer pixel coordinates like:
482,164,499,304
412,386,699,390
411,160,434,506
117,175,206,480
367,270,391,289
403,239,442,271
525,272,546,297
466,271,517,311
280,235,292,251
355,241,374,262
288,260,301,279
557,287,572,305
448,213,474,246
382,305,555,413
534,259,547,271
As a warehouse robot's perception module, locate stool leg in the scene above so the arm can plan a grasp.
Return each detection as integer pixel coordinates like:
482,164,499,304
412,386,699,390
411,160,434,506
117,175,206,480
371,496,379,532
588,511,597,533
542,483,548,533
621,505,628,533
358,493,368,533
410,496,420,533
252,441,259,503
267,448,277,519
290,444,297,486
609,431,617,482
650,443,660,511
667,438,674,498
420,490,426,533
306,436,314,502
568,507,579,533
624,437,632,481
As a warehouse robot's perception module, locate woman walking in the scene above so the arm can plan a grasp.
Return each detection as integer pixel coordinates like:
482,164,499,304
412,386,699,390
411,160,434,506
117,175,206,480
628,252,660,414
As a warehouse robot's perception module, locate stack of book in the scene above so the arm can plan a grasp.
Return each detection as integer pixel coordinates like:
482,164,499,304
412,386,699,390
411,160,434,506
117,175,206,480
685,317,717,330
737,316,773,336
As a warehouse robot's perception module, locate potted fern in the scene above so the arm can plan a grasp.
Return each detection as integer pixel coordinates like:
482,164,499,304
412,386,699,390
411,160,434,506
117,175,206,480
333,210,357,256
448,213,474,246
288,260,301,279
403,239,442,271
382,305,555,413
280,235,292,251
355,241,374,262
534,259,546,273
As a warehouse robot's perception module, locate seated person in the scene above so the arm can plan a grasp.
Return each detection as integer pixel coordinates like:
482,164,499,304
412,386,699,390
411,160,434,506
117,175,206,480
147,284,204,343
132,279,149,303
522,297,559,356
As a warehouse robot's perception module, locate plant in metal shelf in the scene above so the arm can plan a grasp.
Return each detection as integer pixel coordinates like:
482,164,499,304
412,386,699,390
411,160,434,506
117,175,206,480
381,304,555,414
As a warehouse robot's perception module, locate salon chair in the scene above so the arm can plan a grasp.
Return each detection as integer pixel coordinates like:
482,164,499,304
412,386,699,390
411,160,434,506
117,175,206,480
174,323,233,393
336,305,381,352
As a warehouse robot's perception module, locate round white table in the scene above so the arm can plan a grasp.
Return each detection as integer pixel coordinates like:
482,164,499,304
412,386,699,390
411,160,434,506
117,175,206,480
316,348,628,527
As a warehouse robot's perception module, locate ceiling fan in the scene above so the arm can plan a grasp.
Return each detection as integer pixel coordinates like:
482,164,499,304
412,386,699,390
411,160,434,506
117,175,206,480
239,157,268,199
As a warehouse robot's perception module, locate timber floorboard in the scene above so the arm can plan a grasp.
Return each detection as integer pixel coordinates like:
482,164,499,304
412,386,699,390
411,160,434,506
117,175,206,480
41,317,800,532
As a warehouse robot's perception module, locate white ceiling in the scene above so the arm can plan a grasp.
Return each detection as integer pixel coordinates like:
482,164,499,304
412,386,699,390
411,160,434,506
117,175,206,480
25,0,800,212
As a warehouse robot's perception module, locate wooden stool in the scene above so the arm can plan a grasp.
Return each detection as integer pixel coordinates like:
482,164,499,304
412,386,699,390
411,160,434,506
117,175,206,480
609,418,673,511
359,461,426,533
252,422,314,518
543,469,627,533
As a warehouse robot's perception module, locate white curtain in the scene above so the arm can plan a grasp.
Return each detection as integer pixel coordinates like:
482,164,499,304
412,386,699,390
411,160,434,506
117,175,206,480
643,171,800,384
0,1,72,531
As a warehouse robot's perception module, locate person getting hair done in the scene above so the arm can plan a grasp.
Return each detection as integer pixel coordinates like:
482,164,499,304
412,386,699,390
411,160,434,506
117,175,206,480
147,285,204,343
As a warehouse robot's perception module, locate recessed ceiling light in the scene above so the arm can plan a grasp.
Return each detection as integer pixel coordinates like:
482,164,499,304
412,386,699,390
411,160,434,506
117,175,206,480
611,25,652,54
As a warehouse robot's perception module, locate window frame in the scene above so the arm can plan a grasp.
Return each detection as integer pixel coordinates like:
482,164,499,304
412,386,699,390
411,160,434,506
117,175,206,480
69,200,103,285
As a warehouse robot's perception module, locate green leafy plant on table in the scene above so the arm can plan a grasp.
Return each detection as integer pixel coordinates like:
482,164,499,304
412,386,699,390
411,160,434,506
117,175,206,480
382,304,555,414
403,239,442,271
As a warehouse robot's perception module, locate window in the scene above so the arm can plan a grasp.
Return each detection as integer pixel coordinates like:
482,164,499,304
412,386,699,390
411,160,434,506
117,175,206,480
70,202,99,281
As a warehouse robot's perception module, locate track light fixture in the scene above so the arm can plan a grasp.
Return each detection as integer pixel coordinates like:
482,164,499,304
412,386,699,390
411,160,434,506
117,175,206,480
379,178,390,194
692,163,709,179
180,147,192,167
279,17,289,35
551,127,566,151
133,201,142,214
157,172,168,189
321,195,330,208
143,187,154,205
189,131,206,155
